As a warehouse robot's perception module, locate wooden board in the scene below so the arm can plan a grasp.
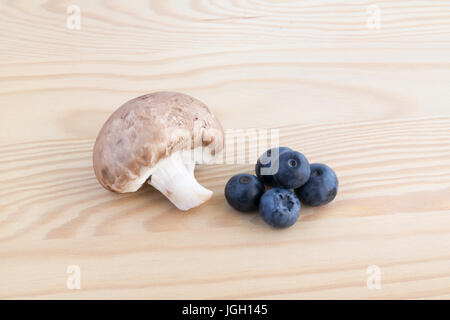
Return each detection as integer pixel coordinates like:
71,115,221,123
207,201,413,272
1,0,450,299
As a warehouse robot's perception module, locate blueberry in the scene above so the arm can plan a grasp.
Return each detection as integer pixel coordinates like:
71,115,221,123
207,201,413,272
295,163,338,206
255,147,292,187
259,188,301,228
225,174,265,212
273,150,311,189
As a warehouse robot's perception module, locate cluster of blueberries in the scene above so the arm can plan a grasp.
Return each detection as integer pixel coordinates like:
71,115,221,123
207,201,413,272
225,147,338,228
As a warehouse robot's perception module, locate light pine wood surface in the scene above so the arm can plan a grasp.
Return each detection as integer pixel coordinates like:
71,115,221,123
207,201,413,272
1,0,450,299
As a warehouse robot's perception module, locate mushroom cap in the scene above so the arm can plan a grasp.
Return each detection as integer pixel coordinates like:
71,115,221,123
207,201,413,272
93,91,224,193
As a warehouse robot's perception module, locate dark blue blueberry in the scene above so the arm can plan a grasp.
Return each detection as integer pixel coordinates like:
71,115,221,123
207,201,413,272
255,147,292,187
225,173,265,212
295,163,338,206
259,188,301,228
273,150,311,189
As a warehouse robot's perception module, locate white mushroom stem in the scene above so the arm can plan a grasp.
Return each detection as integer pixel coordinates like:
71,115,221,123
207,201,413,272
148,150,212,211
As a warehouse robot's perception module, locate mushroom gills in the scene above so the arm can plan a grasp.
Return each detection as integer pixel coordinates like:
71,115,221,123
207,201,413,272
148,150,212,211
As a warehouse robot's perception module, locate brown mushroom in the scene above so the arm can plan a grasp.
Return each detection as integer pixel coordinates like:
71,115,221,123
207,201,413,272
93,91,224,211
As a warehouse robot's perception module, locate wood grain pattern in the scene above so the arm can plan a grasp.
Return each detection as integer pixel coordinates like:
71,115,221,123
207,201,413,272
1,0,450,299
